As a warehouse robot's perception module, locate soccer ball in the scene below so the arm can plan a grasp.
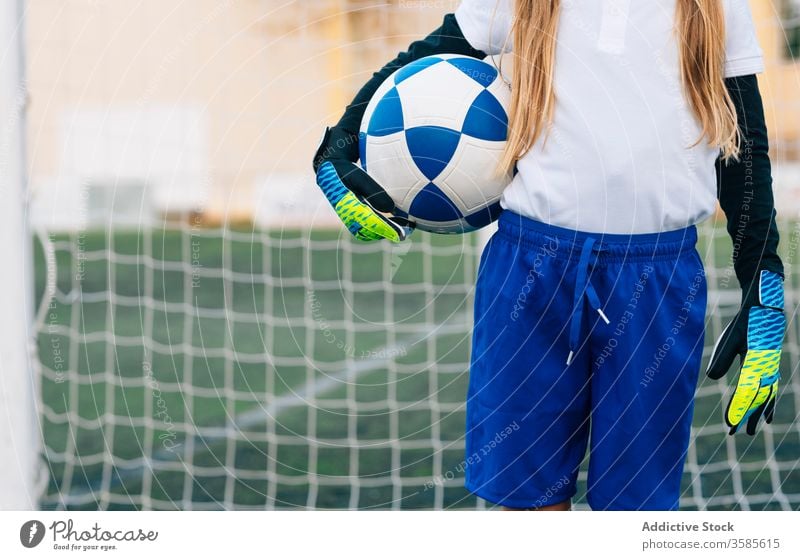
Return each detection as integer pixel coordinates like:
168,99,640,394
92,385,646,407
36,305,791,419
359,54,512,234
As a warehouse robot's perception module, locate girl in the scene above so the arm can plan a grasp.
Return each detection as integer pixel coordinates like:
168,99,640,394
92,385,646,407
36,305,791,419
313,0,785,511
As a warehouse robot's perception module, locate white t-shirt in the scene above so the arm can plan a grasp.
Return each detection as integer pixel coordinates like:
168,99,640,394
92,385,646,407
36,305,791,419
455,0,765,234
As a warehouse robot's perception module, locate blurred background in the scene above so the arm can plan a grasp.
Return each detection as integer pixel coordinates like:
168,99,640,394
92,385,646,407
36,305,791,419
11,0,800,509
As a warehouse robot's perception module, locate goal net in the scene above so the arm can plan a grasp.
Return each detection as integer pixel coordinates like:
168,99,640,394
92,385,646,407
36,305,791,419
25,0,800,510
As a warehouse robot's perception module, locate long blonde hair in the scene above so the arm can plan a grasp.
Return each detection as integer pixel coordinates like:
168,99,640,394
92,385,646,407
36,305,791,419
498,0,740,175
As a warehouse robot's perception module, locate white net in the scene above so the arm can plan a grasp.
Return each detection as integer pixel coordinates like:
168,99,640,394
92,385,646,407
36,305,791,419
35,226,482,509
26,0,800,510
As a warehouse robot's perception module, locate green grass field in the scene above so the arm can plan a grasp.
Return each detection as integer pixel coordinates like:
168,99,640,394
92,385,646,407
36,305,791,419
33,222,800,510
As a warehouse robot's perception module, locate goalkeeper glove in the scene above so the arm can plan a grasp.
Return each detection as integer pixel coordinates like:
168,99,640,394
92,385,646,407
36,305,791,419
313,126,412,243
706,270,785,435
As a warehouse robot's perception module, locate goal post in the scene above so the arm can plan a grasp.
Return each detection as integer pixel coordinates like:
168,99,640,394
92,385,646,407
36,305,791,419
0,0,40,510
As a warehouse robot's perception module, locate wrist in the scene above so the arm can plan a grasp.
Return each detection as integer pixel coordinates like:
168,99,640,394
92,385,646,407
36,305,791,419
741,269,784,310
313,126,360,173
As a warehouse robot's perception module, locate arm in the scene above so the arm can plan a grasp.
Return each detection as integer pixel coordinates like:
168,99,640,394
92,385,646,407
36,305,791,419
708,74,786,435
715,74,784,304
312,14,486,242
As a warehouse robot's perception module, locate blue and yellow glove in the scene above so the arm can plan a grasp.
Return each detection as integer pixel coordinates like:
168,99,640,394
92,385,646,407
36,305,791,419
313,126,412,243
706,270,785,435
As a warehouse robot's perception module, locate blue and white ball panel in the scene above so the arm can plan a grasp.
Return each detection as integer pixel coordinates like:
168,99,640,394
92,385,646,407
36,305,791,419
361,76,402,138
393,58,483,131
461,89,508,141
404,125,462,181
409,183,462,222
483,75,512,128
392,56,443,85
485,69,512,105
361,132,429,208
444,55,499,87
434,135,510,211
366,87,404,136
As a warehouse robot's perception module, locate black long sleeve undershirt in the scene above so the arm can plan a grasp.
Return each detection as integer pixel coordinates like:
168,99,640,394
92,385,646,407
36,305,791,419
716,75,784,303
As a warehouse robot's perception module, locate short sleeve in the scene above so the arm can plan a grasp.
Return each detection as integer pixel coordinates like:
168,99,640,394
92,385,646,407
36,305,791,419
454,0,514,55
724,0,765,77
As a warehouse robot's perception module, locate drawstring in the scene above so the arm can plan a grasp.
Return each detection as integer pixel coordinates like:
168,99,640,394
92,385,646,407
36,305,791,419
566,236,610,366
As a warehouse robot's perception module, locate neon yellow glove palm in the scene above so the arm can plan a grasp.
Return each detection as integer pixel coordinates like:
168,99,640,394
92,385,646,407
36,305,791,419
313,127,412,243
706,270,785,435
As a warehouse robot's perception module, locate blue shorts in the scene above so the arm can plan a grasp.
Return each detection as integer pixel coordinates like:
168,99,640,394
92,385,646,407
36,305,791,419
465,211,707,510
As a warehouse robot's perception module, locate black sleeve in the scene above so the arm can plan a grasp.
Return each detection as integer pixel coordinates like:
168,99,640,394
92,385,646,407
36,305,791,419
334,13,487,147
716,74,784,302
